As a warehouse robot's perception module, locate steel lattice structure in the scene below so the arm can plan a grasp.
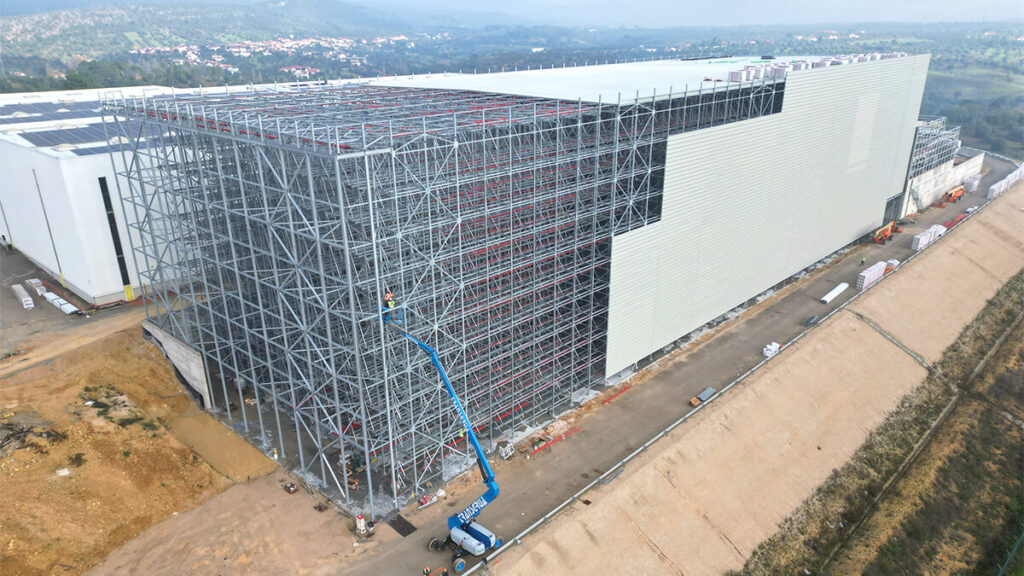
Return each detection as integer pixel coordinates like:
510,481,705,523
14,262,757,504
105,76,784,516
908,116,961,179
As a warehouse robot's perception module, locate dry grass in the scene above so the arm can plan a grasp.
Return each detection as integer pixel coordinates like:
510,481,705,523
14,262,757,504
738,269,1024,576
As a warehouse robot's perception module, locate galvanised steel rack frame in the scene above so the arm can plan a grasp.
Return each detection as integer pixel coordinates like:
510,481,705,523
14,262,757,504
105,74,784,517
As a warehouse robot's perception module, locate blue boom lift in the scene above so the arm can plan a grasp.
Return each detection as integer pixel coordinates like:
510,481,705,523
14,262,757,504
384,310,502,573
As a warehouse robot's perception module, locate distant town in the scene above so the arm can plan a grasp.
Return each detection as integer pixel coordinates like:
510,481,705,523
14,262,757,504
128,34,447,77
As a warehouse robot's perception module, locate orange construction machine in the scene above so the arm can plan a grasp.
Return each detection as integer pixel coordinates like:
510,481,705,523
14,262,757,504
944,185,965,204
933,185,965,208
872,221,903,244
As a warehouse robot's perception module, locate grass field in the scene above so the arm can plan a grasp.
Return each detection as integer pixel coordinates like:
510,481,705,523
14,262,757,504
925,68,1024,103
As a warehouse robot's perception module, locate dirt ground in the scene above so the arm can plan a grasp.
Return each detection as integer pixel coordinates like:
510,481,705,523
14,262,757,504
489,311,928,576
830,317,1024,574
90,473,398,576
0,329,275,575
851,181,1024,363
0,305,147,380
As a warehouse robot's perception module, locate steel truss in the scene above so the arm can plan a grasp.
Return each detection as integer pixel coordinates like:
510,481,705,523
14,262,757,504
908,116,961,179
105,74,785,517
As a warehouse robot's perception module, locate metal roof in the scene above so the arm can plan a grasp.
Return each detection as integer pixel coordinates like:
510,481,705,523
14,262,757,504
70,141,151,156
374,57,803,103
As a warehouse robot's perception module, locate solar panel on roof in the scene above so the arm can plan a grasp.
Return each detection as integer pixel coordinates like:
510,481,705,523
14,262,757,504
0,108,103,125
18,119,151,148
0,100,101,117
20,125,109,146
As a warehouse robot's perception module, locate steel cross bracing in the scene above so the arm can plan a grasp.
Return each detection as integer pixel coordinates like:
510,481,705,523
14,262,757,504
907,116,961,179
105,75,785,517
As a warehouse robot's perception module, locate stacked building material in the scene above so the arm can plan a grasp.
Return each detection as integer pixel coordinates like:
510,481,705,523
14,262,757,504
912,225,948,252
911,232,928,251
11,284,34,309
820,282,850,304
762,342,781,358
965,174,981,193
25,278,45,296
43,292,78,315
857,261,888,290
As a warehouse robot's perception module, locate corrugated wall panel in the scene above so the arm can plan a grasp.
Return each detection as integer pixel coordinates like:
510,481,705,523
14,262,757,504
605,55,929,377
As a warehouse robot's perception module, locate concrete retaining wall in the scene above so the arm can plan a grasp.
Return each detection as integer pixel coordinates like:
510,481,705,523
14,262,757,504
142,319,211,409
906,152,985,213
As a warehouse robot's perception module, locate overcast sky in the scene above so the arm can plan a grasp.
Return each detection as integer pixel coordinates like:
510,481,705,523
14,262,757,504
383,0,1024,27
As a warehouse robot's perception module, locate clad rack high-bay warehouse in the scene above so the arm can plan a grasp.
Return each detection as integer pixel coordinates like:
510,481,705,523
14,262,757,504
106,54,929,515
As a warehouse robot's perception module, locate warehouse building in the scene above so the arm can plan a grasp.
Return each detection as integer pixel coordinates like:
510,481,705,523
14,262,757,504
0,83,312,305
0,88,155,305
97,53,929,515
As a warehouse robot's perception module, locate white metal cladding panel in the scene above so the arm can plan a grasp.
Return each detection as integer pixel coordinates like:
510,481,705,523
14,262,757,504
605,55,929,377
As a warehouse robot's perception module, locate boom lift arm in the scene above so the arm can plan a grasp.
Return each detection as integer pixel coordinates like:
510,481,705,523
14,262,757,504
384,316,502,568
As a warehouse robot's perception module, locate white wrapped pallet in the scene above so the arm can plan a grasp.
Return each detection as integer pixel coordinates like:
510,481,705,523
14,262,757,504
43,292,60,304
59,302,79,315
51,297,68,309
965,174,981,193
887,259,900,268
11,284,34,309
912,233,928,251
857,261,887,290
820,282,850,304
26,278,45,296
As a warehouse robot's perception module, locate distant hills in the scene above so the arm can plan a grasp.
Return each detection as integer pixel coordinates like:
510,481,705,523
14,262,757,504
0,0,534,62
0,0,244,16
0,1,419,61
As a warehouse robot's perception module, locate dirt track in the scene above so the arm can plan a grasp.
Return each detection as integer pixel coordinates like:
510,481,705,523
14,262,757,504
90,474,397,576
0,306,146,379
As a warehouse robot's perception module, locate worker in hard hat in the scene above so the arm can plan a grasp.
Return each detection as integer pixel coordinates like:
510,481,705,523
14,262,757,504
423,567,431,576
383,291,395,322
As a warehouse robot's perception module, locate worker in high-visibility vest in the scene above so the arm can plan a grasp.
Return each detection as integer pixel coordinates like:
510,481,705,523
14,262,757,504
383,291,395,321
